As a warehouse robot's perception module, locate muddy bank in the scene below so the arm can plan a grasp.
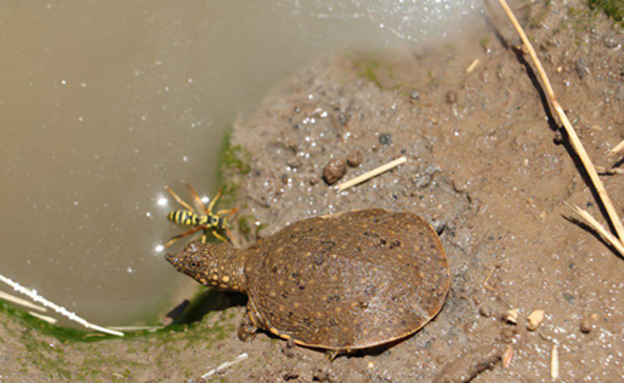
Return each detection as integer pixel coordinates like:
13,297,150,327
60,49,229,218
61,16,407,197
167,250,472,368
1,1,623,382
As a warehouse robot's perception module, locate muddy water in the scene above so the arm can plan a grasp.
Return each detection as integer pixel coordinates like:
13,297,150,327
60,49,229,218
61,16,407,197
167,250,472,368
0,1,483,326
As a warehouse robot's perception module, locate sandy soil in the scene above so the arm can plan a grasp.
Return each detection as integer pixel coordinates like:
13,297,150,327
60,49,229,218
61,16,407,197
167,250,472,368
1,1,623,382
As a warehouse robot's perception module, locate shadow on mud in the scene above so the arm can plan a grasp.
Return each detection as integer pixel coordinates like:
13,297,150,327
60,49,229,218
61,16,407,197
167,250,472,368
167,289,247,325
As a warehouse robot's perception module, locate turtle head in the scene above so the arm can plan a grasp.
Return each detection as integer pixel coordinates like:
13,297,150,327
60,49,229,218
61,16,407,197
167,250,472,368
165,241,247,293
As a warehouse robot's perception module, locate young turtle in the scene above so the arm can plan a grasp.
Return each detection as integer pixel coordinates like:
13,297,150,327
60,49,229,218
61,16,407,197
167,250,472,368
165,209,450,357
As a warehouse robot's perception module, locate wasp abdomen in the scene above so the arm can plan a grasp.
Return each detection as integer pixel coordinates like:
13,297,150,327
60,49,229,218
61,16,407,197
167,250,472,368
168,210,199,226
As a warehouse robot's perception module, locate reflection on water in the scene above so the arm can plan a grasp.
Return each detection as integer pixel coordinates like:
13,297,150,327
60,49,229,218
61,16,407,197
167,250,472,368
0,1,482,326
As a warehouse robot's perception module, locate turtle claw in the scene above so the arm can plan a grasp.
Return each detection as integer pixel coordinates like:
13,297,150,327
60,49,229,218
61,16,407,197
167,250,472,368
237,314,258,342
326,350,339,362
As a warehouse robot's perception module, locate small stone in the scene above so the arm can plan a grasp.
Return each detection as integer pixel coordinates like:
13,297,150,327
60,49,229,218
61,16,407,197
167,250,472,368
575,58,590,79
553,130,564,145
435,355,446,365
346,150,363,167
309,176,320,186
379,133,392,146
479,304,493,318
526,309,545,331
502,346,514,368
501,327,518,342
503,308,518,324
283,369,299,381
409,90,420,100
322,159,347,185
580,317,593,333
616,86,624,101
563,292,575,303
287,157,301,169
603,36,619,49
445,90,458,105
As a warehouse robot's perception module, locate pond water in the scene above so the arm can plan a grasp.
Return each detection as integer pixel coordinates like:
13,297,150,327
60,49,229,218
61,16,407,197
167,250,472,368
0,1,483,327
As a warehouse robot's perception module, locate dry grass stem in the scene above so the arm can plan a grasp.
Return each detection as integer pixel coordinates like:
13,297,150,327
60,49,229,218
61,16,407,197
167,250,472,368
565,202,624,258
0,290,47,312
610,139,624,155
466,58,480,73
28,311,58,324
0,274,124,337
336,157,406,192
483,266,497,291
498,0,624,245
202,353,249,379
109,325,164,332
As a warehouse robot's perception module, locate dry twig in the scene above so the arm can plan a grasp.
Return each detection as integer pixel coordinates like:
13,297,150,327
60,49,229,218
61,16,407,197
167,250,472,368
498,0,624,245
610,139,624,155
202,353,249,379
483,266,497,291
28,311,58,324
595,165,624,175
0,290,47,312
336,157,406,192
551,344,559,379
466,58,480,73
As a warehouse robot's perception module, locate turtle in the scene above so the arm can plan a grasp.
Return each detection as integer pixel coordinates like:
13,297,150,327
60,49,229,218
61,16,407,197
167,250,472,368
165,208,451,358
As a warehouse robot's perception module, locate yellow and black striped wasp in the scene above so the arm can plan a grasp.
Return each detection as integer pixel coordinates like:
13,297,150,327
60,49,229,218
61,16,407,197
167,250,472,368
163,182,237,248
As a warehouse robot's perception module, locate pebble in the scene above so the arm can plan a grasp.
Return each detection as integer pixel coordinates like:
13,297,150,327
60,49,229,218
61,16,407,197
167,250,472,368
445,90,458,105
616,86,624,101
479,304,493,318
603,36,620,49
286,157,301,169
503,308,518,324
322,159,347,185
346,150,363,167
575,58,590,79
526,309,545,331
378,133,392,146
580,317,593,333
501,327,518,342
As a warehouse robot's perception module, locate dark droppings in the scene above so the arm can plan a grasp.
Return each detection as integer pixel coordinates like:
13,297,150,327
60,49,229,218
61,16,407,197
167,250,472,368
379,133,392,146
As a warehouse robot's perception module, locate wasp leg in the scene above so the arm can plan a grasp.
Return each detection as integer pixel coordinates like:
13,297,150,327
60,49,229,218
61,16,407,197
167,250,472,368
207,188,223,214
183,182,208,214
225,229,234,242
165,186,196,213
215,207,238,218
164,225,207,248
212,230,229,243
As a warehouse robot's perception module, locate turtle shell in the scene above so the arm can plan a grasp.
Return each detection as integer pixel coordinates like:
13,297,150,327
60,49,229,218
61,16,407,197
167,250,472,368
244,208,450,351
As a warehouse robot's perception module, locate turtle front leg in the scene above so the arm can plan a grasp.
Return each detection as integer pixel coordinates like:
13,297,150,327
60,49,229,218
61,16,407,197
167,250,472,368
238,310,259,342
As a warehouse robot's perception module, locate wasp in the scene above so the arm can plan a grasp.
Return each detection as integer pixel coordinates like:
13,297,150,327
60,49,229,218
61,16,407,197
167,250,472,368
163,182,237,248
